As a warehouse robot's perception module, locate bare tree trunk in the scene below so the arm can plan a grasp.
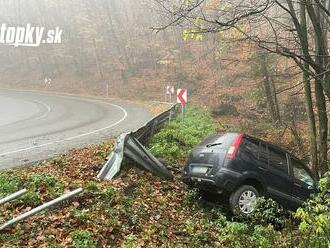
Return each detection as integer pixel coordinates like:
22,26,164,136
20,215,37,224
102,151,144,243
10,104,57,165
303,70,319,177
270,77,281,124
311,1,329,174
315,79,328,175
259,50,281,124
306,0,330,100
299,0,319,177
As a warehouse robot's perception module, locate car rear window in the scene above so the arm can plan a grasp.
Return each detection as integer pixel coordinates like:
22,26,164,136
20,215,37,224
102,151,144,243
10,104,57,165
241,138,259,159
199,133,238,150
189,152,220,165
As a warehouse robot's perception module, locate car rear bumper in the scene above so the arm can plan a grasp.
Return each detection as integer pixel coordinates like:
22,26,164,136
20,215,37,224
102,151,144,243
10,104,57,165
182,168,241,193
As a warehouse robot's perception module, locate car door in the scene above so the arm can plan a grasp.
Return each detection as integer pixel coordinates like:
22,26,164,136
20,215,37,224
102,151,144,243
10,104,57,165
266,146,294,209
290,157,317,209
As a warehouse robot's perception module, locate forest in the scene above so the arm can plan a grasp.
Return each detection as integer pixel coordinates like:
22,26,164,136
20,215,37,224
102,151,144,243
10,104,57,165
153,0,330,177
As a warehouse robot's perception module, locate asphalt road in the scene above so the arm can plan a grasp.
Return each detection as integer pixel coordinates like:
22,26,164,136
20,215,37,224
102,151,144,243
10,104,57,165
0,90,152,169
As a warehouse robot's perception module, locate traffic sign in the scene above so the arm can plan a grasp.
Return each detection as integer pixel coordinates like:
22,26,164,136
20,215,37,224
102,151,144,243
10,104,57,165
177,88,187,105
166,85,174,95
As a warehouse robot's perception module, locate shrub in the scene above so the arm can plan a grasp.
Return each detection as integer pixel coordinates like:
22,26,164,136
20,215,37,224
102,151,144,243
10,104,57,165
219,221,251,247
217,221,279,248
246,197,289,229
295,173,330,247
251,225,277,248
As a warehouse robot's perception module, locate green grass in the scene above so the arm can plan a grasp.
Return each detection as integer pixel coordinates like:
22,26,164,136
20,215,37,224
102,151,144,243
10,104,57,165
70,230,97,248
148,107,216,162
0,171,23,197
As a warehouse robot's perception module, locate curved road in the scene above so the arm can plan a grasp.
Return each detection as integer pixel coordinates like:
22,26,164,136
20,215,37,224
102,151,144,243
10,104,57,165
0,90,152,169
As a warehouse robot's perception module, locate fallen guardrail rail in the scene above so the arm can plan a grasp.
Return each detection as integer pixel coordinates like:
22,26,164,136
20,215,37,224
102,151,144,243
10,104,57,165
98,104,178,181
0,189,27,205
0,188,83,231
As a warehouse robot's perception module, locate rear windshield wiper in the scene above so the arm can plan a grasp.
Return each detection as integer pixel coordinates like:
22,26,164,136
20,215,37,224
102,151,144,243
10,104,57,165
206,142,222,148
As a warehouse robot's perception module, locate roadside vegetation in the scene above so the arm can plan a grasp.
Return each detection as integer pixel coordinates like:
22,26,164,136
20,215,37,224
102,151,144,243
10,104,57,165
0,107,329,247
149,107,216,162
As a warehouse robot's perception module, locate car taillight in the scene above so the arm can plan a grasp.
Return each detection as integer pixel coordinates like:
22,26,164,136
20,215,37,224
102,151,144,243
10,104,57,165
226,134,244,159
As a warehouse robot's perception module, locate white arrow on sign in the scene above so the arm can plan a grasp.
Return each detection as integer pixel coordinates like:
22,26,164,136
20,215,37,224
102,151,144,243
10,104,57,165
166,85,174,95
177,88,187,105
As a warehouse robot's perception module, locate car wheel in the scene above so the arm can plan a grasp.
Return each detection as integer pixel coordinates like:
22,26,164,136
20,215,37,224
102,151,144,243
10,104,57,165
229,185,259,215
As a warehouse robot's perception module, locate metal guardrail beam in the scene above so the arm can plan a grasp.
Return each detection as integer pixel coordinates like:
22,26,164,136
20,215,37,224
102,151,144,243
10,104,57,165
98,104,178,181
0,188,83,231
97,133,127,180
97,133,173,180
0,189,27,205
133,104,177,144
125,134,173,180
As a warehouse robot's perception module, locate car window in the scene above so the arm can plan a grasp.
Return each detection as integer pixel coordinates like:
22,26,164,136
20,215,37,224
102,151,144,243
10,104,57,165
291,159,314,187
269,148,288,174
259,142,268,163
242,138,259,159
200,133,237,150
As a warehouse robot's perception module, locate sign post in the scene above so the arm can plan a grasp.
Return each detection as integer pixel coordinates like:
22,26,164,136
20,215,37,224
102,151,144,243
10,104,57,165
166,85,174,103
177,88,188,119
106,81,109,98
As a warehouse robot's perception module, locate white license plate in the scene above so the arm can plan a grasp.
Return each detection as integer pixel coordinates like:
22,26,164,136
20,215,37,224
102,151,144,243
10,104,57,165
192,167,208,174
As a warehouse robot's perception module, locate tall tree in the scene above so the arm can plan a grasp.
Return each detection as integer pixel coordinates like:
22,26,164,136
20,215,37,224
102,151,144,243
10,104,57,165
153,0,330,174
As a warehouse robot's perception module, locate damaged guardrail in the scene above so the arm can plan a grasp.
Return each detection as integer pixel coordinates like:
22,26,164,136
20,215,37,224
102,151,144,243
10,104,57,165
133,104,177,145
98,104,178,181
97,133,173,180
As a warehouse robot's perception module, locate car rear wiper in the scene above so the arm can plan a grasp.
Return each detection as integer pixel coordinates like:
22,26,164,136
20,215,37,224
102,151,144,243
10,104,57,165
206,142,222,148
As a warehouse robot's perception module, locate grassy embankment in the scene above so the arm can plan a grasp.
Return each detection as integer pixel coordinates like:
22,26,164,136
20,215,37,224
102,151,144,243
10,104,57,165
0,107,328,247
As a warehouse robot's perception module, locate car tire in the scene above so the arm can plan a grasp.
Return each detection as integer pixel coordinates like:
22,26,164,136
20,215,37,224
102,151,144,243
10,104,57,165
229,185,259,215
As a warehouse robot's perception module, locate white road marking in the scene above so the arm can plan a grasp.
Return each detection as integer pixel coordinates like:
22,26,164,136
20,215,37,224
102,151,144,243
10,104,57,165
32,100,52,121
0,102,128,157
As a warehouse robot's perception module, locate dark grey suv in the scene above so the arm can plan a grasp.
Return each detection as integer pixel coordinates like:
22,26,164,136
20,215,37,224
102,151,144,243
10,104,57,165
182,133,318,214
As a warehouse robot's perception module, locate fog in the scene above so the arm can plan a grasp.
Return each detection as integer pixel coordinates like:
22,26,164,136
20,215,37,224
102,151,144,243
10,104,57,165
0,0,188,99
0,0,257,106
